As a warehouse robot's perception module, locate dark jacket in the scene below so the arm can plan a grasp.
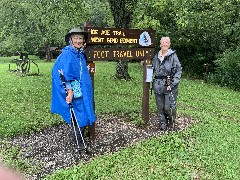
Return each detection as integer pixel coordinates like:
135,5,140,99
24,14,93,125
152,49,182,94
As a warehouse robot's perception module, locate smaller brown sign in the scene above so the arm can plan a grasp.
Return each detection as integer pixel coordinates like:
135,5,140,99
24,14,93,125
86,62,95,73
86,48,154,61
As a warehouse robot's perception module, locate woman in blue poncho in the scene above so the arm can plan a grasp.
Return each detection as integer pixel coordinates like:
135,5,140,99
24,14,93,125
51,27,96,149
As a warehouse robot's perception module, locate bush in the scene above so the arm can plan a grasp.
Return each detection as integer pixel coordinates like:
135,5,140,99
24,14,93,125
209,47,240,91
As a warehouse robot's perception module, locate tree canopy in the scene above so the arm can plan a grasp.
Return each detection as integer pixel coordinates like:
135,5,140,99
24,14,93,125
0,0,239,78
0,0,112,57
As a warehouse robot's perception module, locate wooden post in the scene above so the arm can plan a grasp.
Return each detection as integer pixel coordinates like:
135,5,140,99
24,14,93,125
142,59,151,124
84,21,96,139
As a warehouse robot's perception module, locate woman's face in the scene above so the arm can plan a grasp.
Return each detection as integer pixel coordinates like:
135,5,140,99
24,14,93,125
71,34,84,49
160,38,170,51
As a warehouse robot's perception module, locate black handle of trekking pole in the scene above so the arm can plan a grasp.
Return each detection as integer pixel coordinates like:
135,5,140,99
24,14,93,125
58,70,73,108
166,76,172,91
58,70,67,95
166,76,171,86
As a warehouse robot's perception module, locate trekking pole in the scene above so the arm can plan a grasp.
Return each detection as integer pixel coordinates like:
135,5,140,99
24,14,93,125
58,70,87,152
166,76,176,128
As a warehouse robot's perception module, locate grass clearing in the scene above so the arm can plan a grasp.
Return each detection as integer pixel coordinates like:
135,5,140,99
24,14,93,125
0,56,239,179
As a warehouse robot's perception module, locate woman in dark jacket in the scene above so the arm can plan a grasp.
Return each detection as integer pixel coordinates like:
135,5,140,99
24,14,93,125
152,37,182,130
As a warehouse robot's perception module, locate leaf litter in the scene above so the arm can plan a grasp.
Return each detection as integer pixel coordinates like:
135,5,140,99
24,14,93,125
5,113,193,179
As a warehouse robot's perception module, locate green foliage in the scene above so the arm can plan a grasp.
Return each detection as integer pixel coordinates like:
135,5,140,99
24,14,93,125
178,79,240,122
132,0,240,78
132,0,176,49
185,119,240,179
208,47,240,91
132,0,162,30
0,0,112,55
0,57,63,138
172,0,240,77
1,0,239,79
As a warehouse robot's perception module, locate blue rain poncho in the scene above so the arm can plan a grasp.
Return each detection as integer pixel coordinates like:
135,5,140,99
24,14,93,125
51,45,96,127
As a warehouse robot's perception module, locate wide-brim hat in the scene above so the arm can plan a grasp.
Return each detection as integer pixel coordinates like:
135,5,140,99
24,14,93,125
65,27,88,44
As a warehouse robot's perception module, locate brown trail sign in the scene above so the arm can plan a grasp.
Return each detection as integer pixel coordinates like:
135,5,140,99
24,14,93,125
84,27,155,47
84,23,155,139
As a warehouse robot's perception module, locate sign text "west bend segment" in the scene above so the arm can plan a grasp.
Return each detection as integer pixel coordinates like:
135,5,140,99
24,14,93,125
86,48,154,61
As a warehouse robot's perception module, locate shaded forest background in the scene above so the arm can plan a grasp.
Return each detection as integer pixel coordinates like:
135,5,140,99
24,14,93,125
0,0,239,89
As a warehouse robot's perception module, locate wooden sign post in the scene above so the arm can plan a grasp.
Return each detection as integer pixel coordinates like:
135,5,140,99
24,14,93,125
83,22,155,138
142,59,152,124
84,21,96,139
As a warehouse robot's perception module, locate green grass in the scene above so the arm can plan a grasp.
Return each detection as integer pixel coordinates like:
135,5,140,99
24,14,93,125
0,56,240,179
0,58,156,137
0,57,62,137
0,141,42,176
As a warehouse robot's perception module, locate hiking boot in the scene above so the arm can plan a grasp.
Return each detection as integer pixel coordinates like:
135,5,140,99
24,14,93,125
168,115,176,129
167,117,173,127
160,122,167,131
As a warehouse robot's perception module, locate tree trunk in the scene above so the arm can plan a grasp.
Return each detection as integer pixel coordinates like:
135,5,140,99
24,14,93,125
45,44,51,62
115,60,131,80
108,0,137,80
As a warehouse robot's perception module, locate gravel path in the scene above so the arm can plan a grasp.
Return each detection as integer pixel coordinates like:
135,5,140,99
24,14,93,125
6,113,193,179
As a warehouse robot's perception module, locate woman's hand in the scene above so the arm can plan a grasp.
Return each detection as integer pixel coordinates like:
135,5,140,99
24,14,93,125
66,89,73,103
167,86,171,91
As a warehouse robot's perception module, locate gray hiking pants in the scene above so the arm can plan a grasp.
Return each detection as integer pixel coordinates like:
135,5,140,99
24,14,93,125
154,88,178,125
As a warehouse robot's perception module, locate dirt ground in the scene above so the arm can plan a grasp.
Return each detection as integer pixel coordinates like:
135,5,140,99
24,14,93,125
6,113,193,180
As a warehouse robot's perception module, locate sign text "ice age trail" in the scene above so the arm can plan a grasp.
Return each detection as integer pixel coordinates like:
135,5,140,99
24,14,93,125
86,48,155,61
84,27,155,47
